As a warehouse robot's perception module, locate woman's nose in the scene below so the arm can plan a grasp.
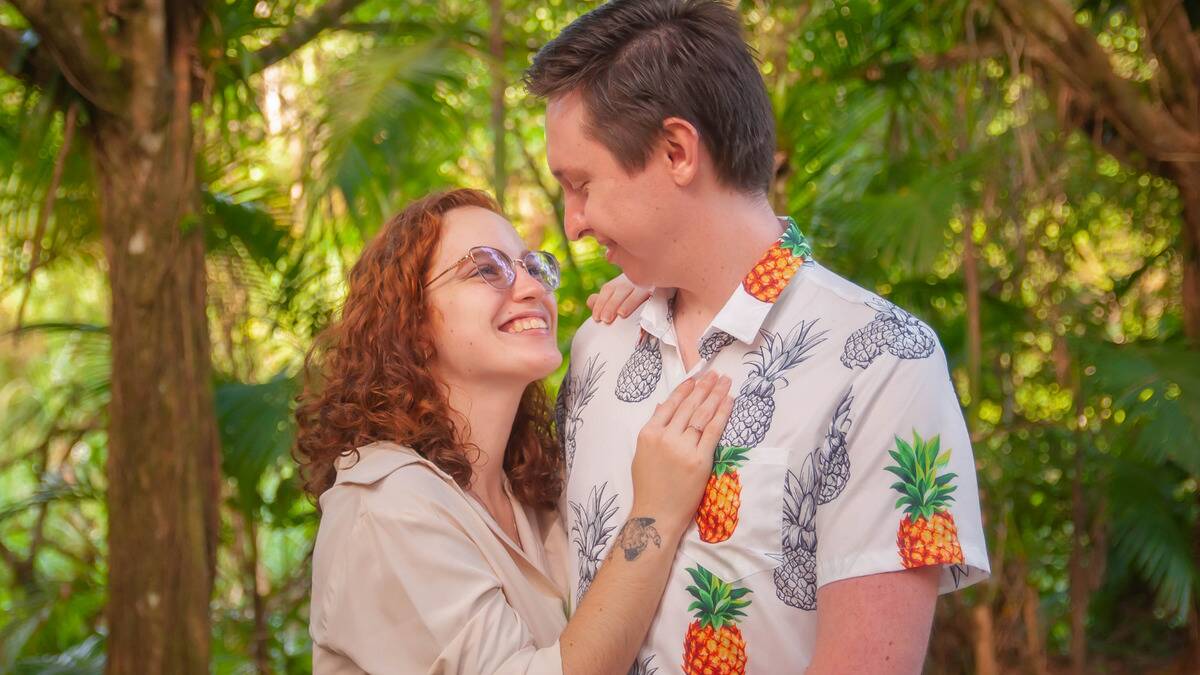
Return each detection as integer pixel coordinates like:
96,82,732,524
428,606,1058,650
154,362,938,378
510,263,547,300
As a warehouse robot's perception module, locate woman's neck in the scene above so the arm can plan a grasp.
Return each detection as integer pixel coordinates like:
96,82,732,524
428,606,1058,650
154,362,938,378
443,379,524,501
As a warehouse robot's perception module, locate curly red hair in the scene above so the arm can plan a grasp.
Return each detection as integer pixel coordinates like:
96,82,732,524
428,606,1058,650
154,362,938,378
294,188,562,509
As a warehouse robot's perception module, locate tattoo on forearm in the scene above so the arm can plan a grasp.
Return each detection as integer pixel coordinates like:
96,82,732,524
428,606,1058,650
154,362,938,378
614,517,662,561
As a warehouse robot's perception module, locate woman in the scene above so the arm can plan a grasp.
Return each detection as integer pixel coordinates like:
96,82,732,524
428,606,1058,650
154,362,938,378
295,188,732,674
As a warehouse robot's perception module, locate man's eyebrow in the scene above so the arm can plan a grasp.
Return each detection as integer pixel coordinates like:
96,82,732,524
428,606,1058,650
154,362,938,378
552,168,587,183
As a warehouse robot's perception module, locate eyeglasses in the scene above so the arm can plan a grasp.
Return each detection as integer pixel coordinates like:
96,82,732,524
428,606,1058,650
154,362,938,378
425,246,561,291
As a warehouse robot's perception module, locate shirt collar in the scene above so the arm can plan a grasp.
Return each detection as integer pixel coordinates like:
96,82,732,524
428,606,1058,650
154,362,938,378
331,441,557,586
332,440,426,486
640,216,813,347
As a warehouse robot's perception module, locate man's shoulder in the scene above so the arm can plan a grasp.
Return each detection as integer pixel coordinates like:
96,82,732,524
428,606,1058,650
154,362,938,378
786,263,938,333
792,263,884,311
569,308,644,357
771,263,948,377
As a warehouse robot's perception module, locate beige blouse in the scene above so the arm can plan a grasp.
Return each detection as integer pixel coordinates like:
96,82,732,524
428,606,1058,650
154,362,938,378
310,441,569,674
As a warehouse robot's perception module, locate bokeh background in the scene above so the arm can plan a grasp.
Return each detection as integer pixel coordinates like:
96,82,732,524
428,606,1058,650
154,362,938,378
1,0,1198,673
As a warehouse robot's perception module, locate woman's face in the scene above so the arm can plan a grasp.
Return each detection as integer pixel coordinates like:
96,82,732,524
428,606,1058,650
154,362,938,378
425,206,562,389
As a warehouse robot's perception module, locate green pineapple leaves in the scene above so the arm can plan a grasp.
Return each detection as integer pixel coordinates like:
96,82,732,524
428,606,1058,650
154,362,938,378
885,431,958,521
684,565,752,630
711,445,751,477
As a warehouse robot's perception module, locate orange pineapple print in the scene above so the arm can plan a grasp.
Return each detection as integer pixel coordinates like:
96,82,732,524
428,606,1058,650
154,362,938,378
682,565,751,675
742,218,812,303
885,431,965,567
695,445,750,543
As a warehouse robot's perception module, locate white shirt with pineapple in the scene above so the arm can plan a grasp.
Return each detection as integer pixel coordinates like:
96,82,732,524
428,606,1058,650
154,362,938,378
557,217,990,674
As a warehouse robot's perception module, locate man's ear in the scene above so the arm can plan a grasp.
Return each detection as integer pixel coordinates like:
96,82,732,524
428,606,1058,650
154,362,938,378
659,116,700,187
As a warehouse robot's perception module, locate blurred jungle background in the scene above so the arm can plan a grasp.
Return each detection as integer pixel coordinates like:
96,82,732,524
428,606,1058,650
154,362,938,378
1,0,1198,672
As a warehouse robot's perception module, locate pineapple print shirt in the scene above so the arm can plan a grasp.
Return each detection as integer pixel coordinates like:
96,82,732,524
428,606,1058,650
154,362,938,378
559,218,989,674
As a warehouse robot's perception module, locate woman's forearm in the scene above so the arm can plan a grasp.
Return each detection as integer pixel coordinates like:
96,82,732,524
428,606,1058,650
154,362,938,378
558,505,685,675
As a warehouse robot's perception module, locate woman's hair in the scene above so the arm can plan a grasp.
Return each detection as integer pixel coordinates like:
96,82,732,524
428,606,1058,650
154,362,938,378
294,188,562,509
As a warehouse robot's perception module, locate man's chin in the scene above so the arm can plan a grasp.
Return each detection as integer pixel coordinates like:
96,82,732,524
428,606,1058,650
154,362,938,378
616,263,654,289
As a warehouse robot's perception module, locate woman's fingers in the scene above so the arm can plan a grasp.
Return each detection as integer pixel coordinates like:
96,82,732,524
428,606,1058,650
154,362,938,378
589,274,653,323
665,372,718,434
601,286,635,322
685,375,731,433
586,286,611,319
645,377,696,428
615,286,650,318
697,395,735,452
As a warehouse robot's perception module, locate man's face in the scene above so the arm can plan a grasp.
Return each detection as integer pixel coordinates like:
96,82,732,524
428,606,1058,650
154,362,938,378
544,91,678,287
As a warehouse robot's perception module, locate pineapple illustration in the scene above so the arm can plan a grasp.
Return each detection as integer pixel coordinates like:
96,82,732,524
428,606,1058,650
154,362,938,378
682,565,751,675
568,483,619,601
614,329,662,402
816,388,854,505
772,453,818,611
720,320,828,447
628,654,658,675
885,431,965,568
949,563,970,588
698,329,735,361
556,356,605,471
841,296,937,369
695,445,750,543
742,217,812,304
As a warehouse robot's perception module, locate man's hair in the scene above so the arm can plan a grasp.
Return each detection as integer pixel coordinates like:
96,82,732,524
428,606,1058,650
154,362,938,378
524,0,775,194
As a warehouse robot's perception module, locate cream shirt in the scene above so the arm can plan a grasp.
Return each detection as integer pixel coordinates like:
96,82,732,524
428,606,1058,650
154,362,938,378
310,441,569,674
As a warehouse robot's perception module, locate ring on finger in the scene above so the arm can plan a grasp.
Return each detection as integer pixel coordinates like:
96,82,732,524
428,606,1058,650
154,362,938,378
686,423,704,433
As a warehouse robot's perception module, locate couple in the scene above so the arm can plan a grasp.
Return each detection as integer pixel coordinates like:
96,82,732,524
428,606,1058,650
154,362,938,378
297,0,989,673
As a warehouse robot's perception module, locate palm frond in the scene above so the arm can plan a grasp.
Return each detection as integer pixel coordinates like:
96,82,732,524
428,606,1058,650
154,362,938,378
1106,458,1196,622
306,36,465,232
9,633,104,675
216,373,299,509
1081,340,1200,475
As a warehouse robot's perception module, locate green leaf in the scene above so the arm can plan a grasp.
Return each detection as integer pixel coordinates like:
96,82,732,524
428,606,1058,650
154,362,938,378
1081,341,1200,474
1107,458,1196,622
9,634,104,675
215,372,298,511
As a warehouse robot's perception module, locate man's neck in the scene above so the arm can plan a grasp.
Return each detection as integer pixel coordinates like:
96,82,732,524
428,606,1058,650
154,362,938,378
672,194,783,322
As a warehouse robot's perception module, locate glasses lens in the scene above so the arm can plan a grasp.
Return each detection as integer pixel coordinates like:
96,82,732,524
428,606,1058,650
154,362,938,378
525,251,561,290
469,247,516,289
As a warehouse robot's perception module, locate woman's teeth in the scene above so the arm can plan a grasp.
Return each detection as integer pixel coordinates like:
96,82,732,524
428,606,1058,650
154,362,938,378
504,317,549,334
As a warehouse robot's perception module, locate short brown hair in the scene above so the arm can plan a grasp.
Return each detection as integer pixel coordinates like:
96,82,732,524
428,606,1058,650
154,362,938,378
294,188,562,509
525,0,775,194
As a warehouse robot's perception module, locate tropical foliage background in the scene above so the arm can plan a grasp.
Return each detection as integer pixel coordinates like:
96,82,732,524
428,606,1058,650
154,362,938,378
1,0,1198,673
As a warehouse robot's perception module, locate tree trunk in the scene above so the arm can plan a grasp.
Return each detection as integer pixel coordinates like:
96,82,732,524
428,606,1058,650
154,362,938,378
963,217,982,424
1023,581,1049,675
972,603,1000,675
1175,168,1200,345
1067,443,1089,675
94,23,219,675
489,0,507,210
246,513,272,675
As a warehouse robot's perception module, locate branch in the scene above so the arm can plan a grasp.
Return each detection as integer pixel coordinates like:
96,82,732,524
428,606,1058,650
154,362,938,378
1138,0,1200,131
518,140,581,281
994,0,1200,163
849,35,1006,83
249,0,370,73
8,0,126,112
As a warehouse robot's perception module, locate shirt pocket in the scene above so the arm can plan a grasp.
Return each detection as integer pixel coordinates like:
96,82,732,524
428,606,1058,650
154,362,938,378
678,445,789,583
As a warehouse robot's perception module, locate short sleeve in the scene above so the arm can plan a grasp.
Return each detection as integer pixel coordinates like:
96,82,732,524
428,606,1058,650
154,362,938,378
317,506,564,675
813,344,990,594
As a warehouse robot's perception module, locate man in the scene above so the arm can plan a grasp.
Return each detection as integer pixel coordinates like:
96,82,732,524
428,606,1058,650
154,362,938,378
528,1,989,673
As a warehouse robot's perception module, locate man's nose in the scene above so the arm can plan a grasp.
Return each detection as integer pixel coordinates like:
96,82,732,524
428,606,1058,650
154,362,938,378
563,194,585,241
